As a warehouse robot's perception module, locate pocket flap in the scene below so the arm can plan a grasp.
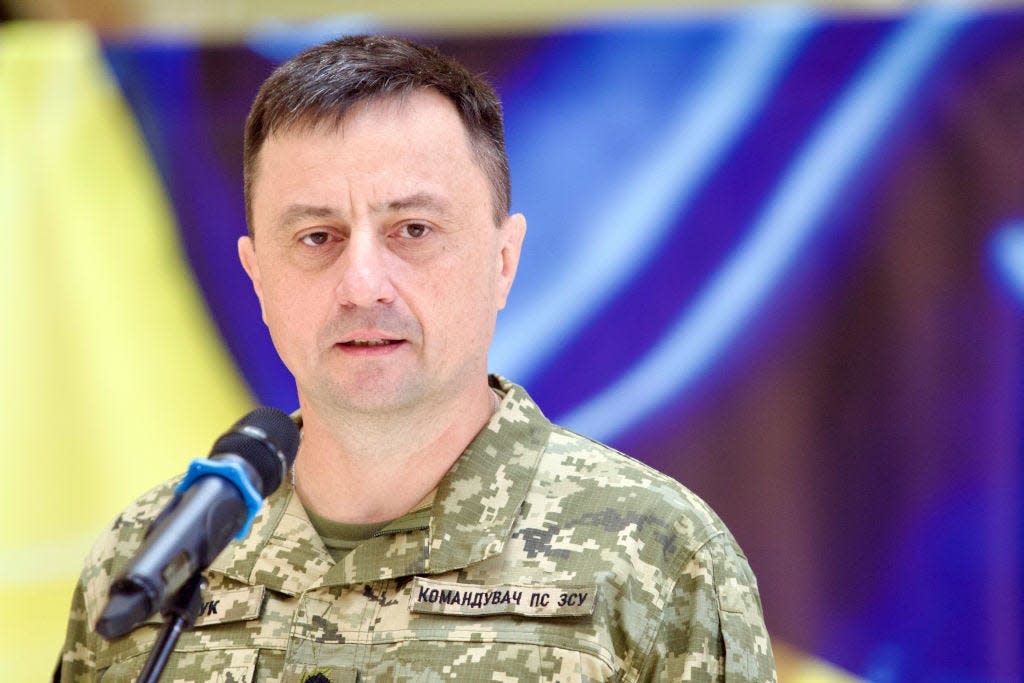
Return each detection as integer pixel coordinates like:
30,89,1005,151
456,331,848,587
99,646,259,682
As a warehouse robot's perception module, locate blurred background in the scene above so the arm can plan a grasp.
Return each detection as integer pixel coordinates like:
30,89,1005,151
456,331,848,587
2,1,1023,680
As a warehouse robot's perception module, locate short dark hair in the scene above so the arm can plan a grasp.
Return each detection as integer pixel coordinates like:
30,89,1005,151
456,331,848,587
243,35,510,232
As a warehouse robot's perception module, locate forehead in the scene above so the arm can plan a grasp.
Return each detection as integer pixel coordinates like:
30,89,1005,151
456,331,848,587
249,91,491,224
258,91,474,176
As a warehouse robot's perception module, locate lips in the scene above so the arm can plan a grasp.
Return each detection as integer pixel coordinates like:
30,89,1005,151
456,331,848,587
342,339,399,347
335,332,407,352
325,321,416,353
334,339,404,356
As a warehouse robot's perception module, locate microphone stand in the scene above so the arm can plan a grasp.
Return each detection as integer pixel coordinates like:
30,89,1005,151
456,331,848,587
137,574,205,683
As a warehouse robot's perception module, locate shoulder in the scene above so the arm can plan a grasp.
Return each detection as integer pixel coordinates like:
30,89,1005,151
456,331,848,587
77,477,181,624
490,376,745,571
534,423,740,566
58,477,182,676
538,426,775,680
519,423,774,679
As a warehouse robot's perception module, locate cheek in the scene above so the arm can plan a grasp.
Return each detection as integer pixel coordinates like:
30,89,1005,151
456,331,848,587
261,277,325,343
440,257,501,330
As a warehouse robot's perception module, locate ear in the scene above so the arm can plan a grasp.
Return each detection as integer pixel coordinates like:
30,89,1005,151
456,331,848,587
237,235,268,324
495,212,526,311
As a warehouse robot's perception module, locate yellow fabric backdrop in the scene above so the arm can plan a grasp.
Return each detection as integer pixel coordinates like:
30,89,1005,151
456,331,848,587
0,22,252,680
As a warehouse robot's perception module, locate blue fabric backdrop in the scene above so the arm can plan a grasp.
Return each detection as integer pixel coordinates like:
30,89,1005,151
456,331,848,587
99,7,1024,680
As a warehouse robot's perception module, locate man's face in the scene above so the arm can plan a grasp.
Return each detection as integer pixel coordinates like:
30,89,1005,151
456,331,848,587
239,89,525,416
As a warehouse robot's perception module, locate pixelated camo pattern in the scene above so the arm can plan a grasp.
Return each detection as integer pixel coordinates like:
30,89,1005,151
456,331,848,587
57,377,776,682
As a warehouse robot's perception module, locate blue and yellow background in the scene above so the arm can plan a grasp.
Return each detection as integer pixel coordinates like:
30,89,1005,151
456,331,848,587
2,4,1023,681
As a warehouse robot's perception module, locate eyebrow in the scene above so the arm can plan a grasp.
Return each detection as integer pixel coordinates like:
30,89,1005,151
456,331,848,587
275,204,341,230
274,193,454,230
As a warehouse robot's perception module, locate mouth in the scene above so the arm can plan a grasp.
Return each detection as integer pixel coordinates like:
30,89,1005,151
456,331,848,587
335,336,407,354
340,339,402,347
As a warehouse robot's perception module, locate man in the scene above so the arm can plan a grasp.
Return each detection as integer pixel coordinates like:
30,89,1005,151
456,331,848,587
58,35,776,681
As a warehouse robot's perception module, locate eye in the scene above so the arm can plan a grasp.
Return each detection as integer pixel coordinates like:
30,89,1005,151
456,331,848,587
300,231,330,246
397,223,431,239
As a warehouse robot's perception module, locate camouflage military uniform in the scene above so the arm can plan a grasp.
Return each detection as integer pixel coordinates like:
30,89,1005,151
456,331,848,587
58,377,776,682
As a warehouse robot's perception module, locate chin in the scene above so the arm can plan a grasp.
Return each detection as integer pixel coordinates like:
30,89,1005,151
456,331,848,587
314,378,421,415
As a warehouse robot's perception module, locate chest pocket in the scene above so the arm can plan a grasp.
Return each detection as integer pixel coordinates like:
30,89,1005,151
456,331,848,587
95,586,266,683
288,580,618,681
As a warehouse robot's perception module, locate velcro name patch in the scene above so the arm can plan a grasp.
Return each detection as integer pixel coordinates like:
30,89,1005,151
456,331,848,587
409,578,597,618
144,585,266,627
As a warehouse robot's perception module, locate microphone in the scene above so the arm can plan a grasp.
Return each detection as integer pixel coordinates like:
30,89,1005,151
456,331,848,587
95,407,300,640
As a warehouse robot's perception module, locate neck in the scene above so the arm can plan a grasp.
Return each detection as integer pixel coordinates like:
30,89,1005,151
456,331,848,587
292,378,497,523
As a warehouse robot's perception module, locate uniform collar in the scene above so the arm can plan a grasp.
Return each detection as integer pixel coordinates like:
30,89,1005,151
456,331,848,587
208,377,551,594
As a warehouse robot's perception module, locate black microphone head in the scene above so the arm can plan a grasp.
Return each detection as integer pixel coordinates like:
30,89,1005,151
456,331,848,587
210,407,299,496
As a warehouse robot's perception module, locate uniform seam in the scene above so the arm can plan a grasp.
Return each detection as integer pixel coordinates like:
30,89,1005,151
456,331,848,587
285,628,618,669
245,489,300,584
634,529,727,682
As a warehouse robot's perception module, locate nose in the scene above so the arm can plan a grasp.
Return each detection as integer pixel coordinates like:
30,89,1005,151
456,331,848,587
333,228,396,308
